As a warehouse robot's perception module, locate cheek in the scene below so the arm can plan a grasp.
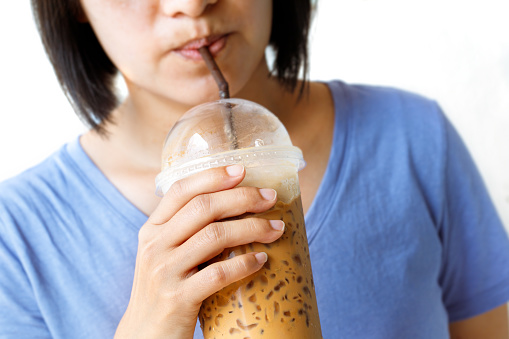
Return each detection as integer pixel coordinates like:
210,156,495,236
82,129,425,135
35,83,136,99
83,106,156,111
84,4,158,79
233,1,272,76
244,0,273,43
107,34,155,82
225,1,273,81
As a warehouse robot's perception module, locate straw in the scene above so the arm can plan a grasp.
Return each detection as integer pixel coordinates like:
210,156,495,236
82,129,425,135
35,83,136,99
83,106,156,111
199,46,230,99
199,46,238,149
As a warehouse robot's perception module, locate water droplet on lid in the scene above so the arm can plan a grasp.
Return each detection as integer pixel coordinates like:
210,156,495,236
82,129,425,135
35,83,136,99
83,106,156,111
255,139,264,147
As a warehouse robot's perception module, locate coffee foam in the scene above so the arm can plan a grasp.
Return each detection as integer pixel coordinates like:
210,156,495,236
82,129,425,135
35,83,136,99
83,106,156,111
238,165,301,203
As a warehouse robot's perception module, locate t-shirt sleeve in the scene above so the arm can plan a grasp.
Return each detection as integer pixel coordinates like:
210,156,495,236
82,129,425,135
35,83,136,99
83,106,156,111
0,221,51,338
437,111,509,322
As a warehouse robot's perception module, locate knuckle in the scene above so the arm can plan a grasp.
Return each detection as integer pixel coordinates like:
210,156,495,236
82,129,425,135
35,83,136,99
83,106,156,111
138,225,151,244
209,264,228,285
169,179,188,198
246,217,262,233
137,239,159,268
238,187,254,201
191,194,212,216
137,228,160,260
150,261,178,291
163,289,186,313
150,261,167,282
237,256,251,273
240,216,271,235
204,222,225,244
137,227,177,271
235,187,258,207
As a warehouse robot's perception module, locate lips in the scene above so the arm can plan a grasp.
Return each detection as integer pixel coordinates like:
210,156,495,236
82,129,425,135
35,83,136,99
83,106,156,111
174,34,228,61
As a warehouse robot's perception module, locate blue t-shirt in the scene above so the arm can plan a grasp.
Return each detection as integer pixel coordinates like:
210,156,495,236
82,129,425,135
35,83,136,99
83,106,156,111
1,81,508,338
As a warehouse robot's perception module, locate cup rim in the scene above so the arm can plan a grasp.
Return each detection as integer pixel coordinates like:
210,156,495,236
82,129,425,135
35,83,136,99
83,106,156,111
155,145,305,197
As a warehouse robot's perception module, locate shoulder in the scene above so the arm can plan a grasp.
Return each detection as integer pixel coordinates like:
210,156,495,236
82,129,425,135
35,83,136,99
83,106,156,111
0,143,74,196
0,141,81,230
327,80,444,127
322,80,452,220
326,80,448,162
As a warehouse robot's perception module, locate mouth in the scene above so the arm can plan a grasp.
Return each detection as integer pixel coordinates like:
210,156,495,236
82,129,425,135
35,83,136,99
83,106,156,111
174,34,229,61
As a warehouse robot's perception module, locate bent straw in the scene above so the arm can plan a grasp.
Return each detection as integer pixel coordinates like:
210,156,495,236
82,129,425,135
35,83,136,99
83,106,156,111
198,46,238,149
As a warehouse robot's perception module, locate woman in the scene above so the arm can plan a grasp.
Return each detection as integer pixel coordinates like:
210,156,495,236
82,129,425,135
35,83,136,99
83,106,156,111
0,0,508,338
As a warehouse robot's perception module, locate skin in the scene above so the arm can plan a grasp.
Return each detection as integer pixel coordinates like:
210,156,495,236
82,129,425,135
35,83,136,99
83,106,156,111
449,304,508,339
76,0,508,337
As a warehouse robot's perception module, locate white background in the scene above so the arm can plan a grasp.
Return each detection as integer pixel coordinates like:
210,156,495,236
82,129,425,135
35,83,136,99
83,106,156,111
0,0,508,232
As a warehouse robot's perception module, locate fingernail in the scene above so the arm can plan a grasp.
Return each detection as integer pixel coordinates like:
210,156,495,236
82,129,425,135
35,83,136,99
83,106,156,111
254,252,268,265
259,188,276,201
226,164,244,177
269,220,285,231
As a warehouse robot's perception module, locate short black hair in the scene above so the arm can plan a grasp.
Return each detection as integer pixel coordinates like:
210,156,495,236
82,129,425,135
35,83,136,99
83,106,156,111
31,0,313,133
270,0,312,95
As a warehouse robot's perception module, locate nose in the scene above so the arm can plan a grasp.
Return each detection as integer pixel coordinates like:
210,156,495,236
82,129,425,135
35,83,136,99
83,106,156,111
160,0,218,18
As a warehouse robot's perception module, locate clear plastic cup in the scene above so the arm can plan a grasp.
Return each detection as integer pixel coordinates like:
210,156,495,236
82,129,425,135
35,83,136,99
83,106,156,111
156,99,322,338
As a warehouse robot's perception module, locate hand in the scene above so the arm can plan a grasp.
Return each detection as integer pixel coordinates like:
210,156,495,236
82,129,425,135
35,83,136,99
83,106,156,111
114,165,285,339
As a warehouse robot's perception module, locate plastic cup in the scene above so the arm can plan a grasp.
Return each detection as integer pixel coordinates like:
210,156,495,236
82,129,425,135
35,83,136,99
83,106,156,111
155,99,322,338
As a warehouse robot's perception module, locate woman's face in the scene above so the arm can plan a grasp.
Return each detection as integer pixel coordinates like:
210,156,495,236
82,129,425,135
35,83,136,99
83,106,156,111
80,0,273,106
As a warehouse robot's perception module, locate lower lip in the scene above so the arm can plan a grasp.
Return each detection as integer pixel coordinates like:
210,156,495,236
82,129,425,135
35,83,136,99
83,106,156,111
174,35,228,61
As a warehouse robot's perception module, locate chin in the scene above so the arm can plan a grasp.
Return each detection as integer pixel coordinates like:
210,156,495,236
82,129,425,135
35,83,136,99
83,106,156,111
169,89,224,109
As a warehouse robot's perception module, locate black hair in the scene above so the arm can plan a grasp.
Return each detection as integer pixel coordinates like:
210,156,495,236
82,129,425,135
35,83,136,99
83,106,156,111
31,0,313,133
270,0,312,96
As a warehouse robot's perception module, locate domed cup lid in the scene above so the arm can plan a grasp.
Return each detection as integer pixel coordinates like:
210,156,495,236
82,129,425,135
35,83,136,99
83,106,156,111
155,98,305,196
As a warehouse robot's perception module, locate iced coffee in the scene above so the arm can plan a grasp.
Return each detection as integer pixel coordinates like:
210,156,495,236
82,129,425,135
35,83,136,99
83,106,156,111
155,99,323,339
200,199,320,337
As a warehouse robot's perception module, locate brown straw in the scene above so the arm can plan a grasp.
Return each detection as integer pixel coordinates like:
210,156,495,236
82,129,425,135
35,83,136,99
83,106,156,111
198,46,238,149
199,47,230,99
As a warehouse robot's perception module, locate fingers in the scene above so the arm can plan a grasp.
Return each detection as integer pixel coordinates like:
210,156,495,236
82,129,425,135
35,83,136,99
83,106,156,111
176,218,285,271
185,252,268,304
149,164,246,226
163,187,278,247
